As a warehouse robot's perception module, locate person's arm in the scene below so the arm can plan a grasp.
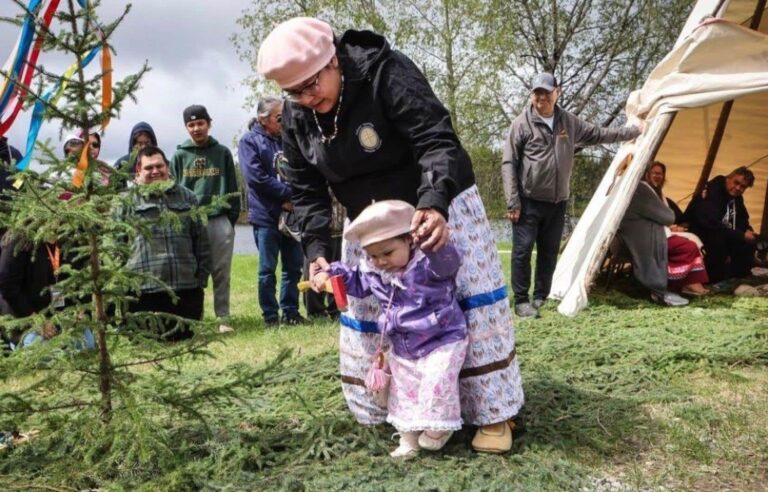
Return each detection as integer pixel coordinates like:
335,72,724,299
501,122,523,221
237,136,292,201
573,113,641,147
628,185,675,226
424,241,461,279
223,148,241,225
170,150,182,184
327,261,372,299
282,119,332,262
379,51,468,218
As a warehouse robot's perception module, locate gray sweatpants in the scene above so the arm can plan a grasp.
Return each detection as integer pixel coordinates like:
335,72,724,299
207,215,234,318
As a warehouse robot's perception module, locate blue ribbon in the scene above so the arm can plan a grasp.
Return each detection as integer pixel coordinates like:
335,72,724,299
16,45,101,171
0,0,43,114
340,286,509,333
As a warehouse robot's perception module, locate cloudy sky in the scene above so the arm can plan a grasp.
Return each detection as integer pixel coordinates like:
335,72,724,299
1,0,258,166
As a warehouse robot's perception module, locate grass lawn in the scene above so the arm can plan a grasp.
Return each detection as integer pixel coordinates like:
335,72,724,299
2,246,767,491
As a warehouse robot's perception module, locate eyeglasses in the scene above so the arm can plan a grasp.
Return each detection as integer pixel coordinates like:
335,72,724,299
275,114,282,123
283,70,322,102
90,142,100,149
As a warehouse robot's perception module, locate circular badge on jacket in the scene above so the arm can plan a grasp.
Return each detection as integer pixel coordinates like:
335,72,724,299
356,123,382,152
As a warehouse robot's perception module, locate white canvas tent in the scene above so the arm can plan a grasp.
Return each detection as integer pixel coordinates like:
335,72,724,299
550,0,768,317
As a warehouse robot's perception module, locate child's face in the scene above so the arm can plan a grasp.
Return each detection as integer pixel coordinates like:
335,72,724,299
364,237,411,272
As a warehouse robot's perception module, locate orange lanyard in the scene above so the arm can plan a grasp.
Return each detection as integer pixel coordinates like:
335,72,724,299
45,243,61,276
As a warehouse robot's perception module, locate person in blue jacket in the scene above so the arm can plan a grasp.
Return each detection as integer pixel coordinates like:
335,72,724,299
238,96,305,326
113,122,158,186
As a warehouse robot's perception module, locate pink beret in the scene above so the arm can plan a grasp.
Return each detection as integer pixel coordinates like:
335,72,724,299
257,17,336,89
344,200,415,248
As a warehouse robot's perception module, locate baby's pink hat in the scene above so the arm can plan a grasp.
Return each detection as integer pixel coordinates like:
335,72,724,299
257,17,336,89
344,200,415,248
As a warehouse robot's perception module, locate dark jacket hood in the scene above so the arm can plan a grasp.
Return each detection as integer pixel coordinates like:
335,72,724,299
128,122,157,152
337,30,390,81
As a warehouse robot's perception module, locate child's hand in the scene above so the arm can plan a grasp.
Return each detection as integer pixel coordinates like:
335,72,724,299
311,271,331,293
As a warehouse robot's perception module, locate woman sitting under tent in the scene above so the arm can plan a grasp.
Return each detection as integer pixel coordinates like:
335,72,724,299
645,161,704,251
617,165,710,304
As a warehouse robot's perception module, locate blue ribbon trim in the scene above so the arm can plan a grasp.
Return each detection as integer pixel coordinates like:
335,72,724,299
340,314,380,333
458,285,508,311
340,286,508,333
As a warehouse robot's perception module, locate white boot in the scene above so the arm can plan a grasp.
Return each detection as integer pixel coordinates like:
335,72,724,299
418,430,453,451
390,431,420,459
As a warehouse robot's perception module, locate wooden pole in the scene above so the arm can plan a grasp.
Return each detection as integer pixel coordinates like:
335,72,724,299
693,0,766,198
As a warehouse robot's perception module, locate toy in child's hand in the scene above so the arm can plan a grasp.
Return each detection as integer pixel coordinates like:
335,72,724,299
297,275,348,311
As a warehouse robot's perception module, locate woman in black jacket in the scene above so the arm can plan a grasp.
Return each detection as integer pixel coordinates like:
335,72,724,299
257,17,523,453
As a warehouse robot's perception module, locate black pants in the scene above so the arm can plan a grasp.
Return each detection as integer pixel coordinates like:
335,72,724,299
128,288,204,341
697,231,755,283
302,236,342,317
512,198,567,305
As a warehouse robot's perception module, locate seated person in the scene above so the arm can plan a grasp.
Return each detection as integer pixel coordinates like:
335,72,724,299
685,166,757,284
618,170,709,304
645,161,703,250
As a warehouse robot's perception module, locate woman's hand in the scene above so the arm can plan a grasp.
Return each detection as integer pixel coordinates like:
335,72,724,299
411,208,449,252
310,257,331,292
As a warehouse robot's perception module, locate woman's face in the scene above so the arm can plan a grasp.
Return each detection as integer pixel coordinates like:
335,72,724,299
285,57,342,114
647,165,665,189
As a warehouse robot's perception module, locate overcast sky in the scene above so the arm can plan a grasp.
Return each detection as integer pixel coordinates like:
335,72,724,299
1,0,257,167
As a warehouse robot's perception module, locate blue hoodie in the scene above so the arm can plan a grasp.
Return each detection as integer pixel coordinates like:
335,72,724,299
113,122,158,178
237,121,291,227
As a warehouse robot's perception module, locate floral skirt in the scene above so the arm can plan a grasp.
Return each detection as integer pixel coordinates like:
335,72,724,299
338,185,525,426
387,339,468,432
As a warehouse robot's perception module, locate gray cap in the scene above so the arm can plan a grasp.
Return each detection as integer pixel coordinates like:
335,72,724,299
531,72,558,92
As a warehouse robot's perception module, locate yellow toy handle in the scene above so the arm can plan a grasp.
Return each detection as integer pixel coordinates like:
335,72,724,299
297,279,333,293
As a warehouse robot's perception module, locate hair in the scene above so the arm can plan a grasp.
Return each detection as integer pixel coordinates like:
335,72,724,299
728,166,755,187
650,161,666,175
135,145,168,170
257,96,282,123
89,132,101,145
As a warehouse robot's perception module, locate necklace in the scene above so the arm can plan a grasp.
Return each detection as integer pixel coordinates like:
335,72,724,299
313,74,344,145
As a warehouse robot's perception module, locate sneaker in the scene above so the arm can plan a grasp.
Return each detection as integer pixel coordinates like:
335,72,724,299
531,298,546,309
218,324,234,333
418,430,452,451
281,314,307,326
514,302,539,319
390,431,420,459
650,291,689,307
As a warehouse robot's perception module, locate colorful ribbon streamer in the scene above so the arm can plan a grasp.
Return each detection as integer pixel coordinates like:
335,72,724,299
15,45,101,172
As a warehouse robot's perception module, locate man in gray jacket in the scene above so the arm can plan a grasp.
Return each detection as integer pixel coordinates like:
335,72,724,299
502,73,642,318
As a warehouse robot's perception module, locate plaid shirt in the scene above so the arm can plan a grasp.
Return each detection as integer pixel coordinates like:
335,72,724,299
122,183,211,293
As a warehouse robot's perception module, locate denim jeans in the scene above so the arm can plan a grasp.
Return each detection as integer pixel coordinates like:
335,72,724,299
253,226,303,320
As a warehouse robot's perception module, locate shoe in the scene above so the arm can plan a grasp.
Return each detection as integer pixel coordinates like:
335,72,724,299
390,431,420,459
418,430,452,451
471,421,514,454
681,286,709,296
218,324,234,333
514,303,539,319
281,314,307,326
264,317,279,328
531,298,546,309
650,291,689,307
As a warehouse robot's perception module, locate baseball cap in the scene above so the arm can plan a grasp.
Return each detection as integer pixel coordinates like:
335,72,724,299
183,105,211,124
531,72,558,92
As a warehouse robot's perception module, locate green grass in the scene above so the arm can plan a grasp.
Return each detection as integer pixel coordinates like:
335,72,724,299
2,251,767,491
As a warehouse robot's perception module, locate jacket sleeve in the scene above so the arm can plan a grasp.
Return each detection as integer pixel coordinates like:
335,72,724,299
379,52,467,217
328,261,372,299
282,121,332,261
0,242,35,317
424,241,461,279
170,150,183,184
237,135,292,201
501,123,522,211
628,185,675,226
573,114,641,146
223,148,241,225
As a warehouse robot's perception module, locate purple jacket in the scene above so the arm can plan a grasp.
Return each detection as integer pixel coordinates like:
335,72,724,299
329,242,467,360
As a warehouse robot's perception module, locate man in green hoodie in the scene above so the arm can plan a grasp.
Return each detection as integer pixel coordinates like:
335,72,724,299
171,105,240,333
